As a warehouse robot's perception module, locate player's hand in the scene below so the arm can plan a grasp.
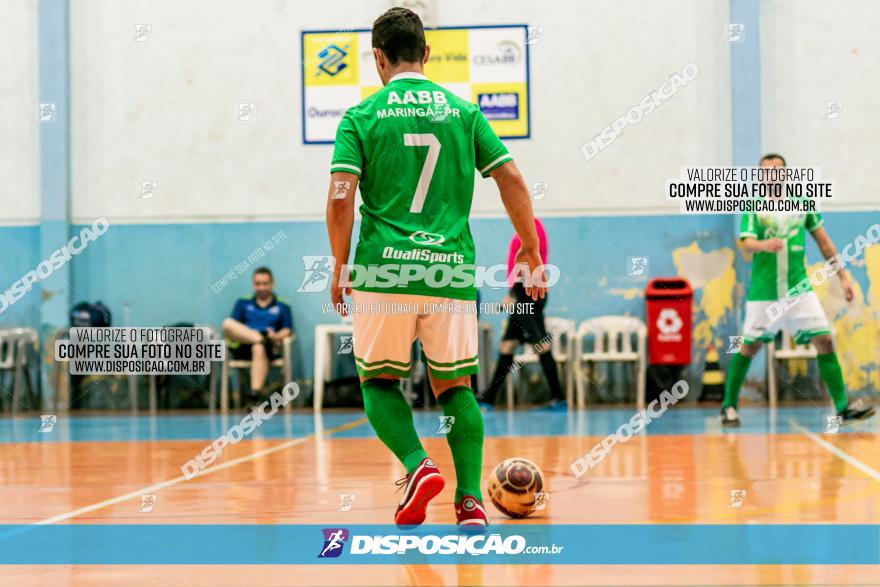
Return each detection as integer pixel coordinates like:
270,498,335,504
514,247,547,301
329,269,351,316
762,238,784,253
838,272,855,302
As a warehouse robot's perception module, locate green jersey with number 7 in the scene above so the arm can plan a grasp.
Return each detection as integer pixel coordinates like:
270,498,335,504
330,72,512,301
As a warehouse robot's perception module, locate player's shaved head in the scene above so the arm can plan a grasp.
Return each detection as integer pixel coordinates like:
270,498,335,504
372,7,426,65
760,153,786,167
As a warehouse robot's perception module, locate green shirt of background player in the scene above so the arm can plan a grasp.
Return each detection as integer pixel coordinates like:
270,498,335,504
720,153,874,427
324,7,547,529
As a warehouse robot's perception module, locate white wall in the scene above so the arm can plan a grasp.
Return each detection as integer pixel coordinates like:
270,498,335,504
0,0,40,225
69,0,731,223
762,0,880,210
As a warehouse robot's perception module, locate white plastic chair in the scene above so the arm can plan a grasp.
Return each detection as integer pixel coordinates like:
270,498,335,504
0,328,39,413
766,332,825,409
504,317,576,409
220,334,294,412
572,316,647,410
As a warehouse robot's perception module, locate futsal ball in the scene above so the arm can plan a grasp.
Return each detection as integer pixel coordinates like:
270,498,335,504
487,457,546,518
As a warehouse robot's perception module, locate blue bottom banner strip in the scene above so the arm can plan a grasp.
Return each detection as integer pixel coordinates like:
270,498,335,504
0,524,878,565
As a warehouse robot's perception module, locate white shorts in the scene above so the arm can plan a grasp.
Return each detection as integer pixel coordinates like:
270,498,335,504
350,290,479,380
741,291,831,345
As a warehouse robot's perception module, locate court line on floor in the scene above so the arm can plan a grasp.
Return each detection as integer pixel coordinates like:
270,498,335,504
789,419,880,482
32,416,369,526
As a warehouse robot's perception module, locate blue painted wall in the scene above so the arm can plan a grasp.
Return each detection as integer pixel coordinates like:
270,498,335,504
3,211,876,400
0,226,42,329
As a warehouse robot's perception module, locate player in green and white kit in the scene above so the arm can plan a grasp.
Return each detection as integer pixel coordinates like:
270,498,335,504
721,154,875,426
325,8,546,528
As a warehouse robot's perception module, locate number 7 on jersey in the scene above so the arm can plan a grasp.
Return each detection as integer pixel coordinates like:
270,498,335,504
403,133,441,213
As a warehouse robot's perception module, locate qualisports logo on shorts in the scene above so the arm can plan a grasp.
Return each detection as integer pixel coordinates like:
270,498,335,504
408,231,445,246
318,528,349,558
317,44,349,77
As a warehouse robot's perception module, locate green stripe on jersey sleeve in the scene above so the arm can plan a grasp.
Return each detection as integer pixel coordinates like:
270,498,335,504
474,111,511,177
330,111,363,176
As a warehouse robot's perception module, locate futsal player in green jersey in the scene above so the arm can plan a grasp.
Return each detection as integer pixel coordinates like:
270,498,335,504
721,153,874,426
325,7,546,528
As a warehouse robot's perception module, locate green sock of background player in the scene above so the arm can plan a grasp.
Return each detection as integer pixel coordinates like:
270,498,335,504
438,386,485,502
722,353,752,409
723,350,848,413
361,378,426,473
816,352,848,413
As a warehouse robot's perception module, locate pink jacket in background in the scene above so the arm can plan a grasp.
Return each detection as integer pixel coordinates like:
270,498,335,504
506,218,548,286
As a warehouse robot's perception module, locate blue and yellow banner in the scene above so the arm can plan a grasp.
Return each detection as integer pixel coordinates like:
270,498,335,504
300,25,531,143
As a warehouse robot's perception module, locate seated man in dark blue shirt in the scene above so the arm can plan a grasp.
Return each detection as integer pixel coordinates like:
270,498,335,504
222,267,293,402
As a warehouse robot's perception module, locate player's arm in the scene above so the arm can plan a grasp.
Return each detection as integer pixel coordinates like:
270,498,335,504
473,110,545,301
810,225,855,301
326,172,358,315
489,161,546,300
739,237,783,254
737,213,782,255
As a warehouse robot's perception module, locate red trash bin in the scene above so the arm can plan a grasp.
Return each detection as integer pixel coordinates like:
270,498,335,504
645,278,693,366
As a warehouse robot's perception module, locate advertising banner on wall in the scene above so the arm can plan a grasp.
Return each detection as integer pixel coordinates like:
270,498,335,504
301,24,531,144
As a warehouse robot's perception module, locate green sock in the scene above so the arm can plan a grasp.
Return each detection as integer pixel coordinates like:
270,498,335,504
438,386,484,503
723,353,752,409
816,352,848,413
361,378,426,474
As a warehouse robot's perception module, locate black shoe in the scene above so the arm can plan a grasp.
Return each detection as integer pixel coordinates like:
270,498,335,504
720,406,740,427
241,389,261,411
533,399,568,412
838,398,876,424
